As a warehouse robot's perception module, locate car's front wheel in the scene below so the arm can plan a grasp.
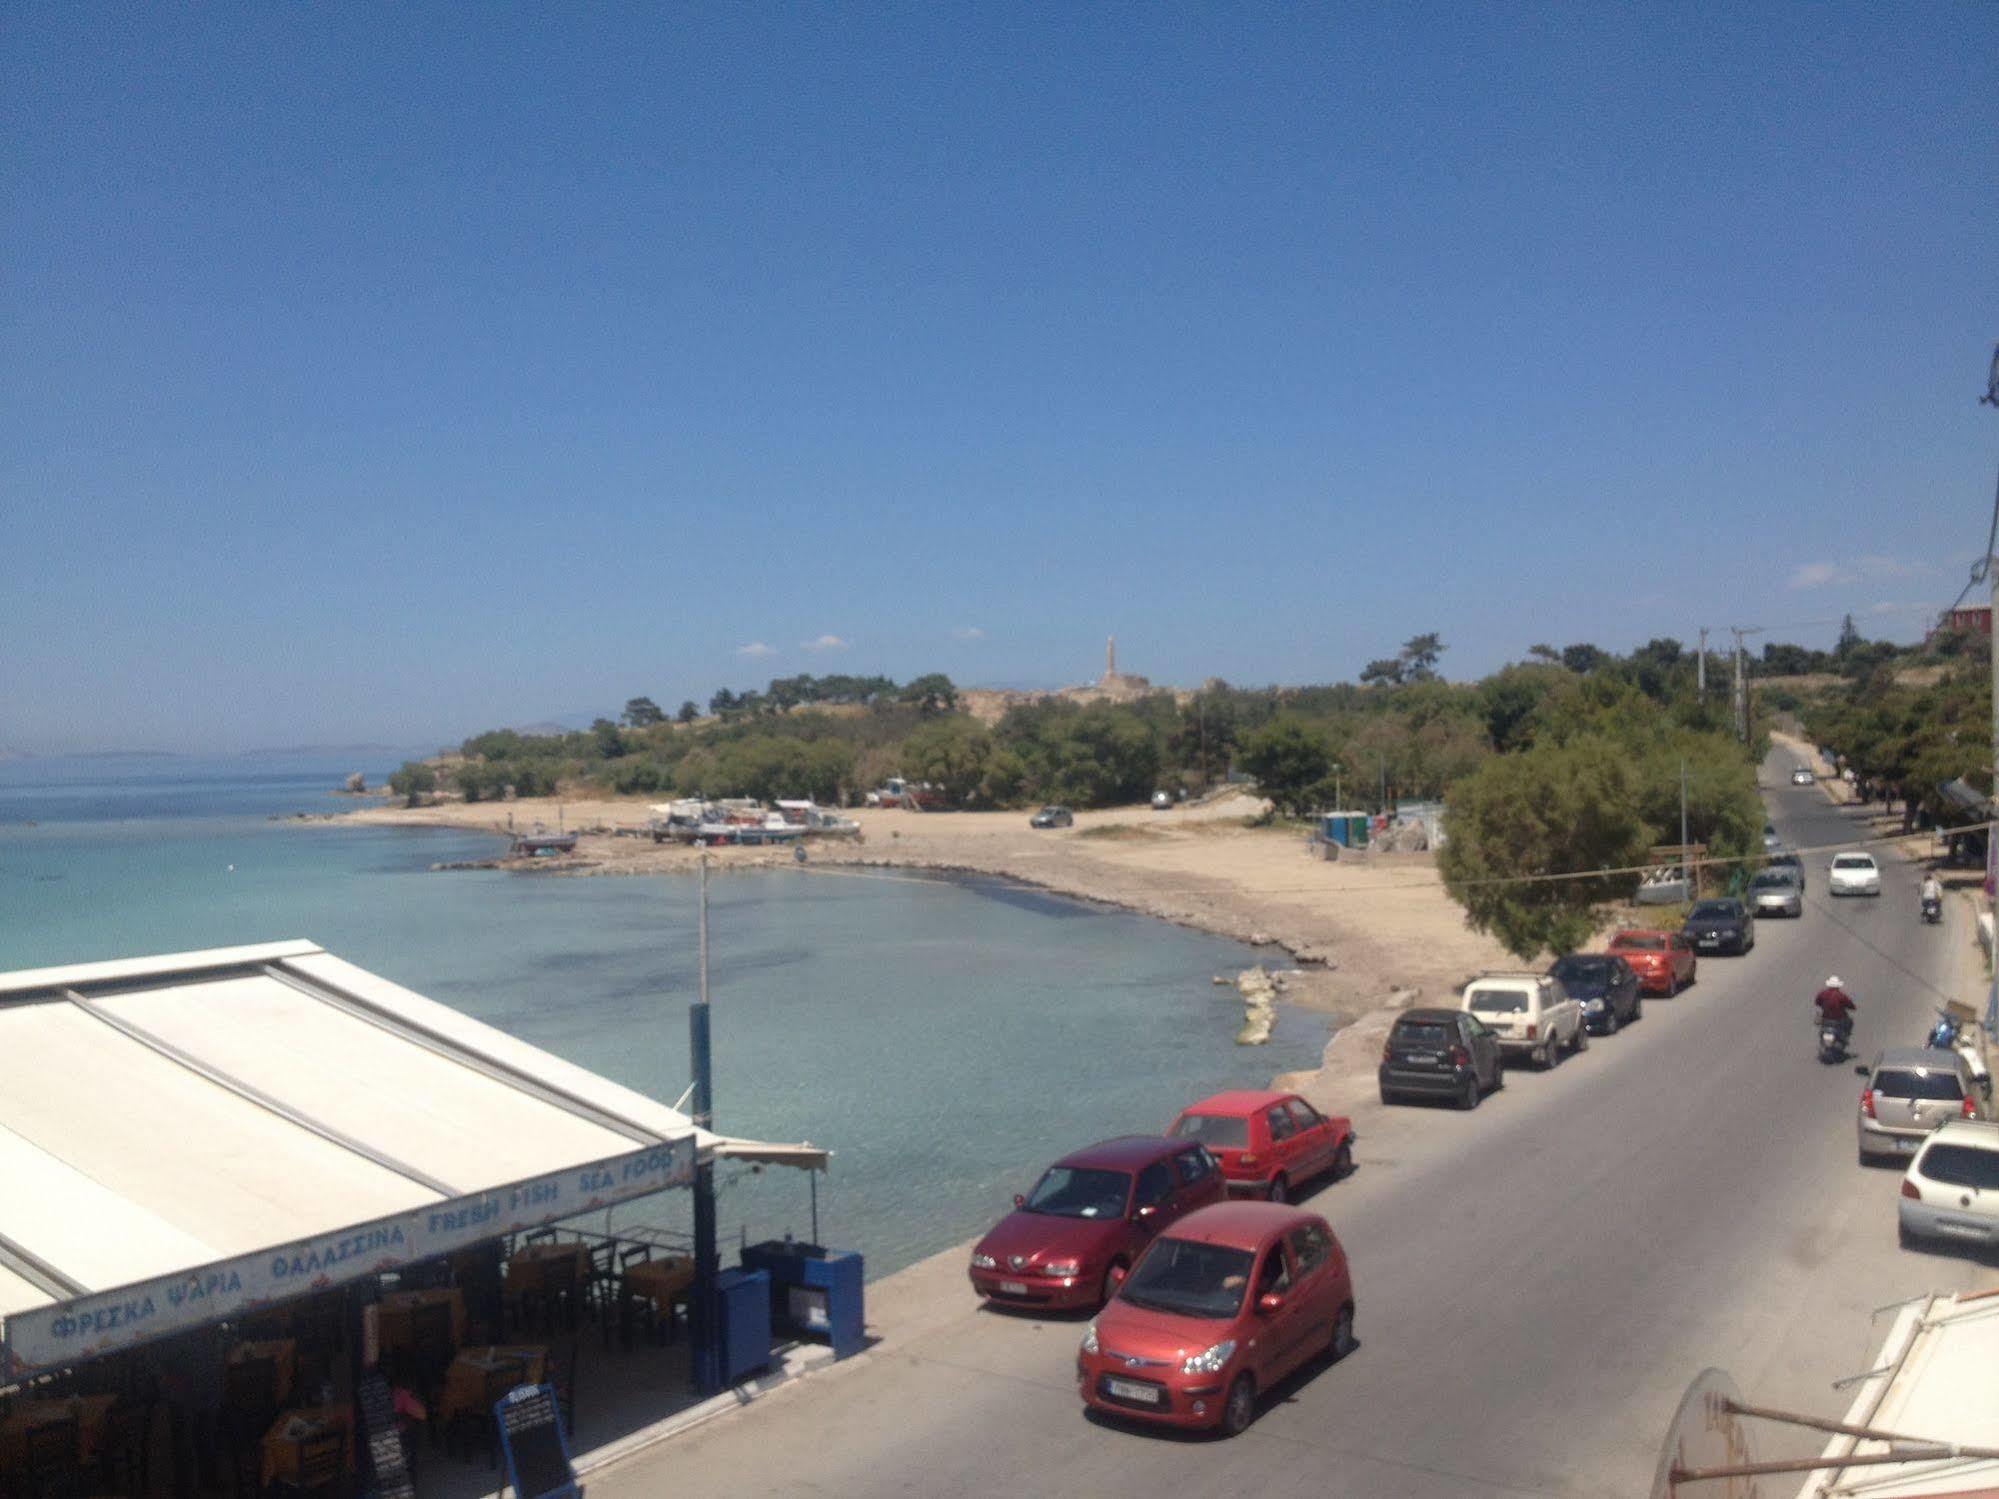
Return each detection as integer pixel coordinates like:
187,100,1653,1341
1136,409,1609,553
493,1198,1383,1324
1099,1259,1129,1306
1267,1175,1289,1205
1218,1374,1257,1437
1571,1024,1588,1054
1327,1302,1357,1363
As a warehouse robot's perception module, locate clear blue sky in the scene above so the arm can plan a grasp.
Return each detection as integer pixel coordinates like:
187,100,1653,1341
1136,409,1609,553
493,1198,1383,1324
4,5,1994,752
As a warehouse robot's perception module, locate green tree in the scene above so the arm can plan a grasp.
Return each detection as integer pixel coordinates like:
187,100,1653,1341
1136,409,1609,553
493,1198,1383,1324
708,688,738,718
1358,657,1405,687
622,697,665,727
678,700,700,724
900,673,960,715
1439,736,1654,959
901,716,990,802
1236,715,1335,816
387,760,437,808
1400,633,1446,681
1835,613,1862,659
590,718,626,759
1561,643,1609,675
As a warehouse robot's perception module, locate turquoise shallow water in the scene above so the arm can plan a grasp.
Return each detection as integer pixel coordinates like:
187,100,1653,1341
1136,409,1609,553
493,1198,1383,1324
0,755,1322,1276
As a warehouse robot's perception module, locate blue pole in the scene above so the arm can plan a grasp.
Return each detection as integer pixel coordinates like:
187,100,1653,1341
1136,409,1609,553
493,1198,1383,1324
690,856,722,1393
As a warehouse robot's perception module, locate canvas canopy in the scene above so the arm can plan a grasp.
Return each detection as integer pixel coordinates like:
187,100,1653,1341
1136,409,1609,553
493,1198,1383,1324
0,941,826,1380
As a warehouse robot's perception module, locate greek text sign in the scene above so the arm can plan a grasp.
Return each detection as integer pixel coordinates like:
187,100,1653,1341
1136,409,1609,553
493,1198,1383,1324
0,1139,687,1378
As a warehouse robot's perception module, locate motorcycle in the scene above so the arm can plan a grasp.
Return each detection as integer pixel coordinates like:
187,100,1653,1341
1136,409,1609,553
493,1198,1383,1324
1920,894,1942,925
1926,1008,1960,1051
1817,1015,1851,1064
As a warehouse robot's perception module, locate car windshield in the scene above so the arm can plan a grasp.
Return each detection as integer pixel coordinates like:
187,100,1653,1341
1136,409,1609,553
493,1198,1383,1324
1917,1143,1999,1190
1117,1238,1256,1320
1833,856,1875,870
1689,902,1735,920
1551,957,1612,986
1392,1022,1454,1049
1872,1069,1965,1102
1039,807,1064,816
1614,934,1665,951
1171,1114,1248,1149
1023,1166,1130,1219
1466,988,1529,1013
1751,872,1792,889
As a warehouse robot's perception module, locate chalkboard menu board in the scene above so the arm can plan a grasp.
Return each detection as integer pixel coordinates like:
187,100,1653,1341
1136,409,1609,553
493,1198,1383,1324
495,1383,575,1499
357,1373,414,1499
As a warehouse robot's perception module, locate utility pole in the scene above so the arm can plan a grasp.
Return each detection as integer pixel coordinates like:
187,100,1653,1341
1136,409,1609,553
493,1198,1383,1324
1697,627,1708,697
1680,758,1689,851
690,854,721,1392
1979,343,1999,1039
1727,626,1766,743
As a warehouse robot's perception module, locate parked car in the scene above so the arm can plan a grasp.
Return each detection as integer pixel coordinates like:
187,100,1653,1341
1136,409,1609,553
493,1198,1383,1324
1769,849,1806,890
1548,953,1642,1034
1168,1091,1354,1203
1077,1201,1356,1436
1747,868,1804,918
1378,1006,1505,1109
1762,823,1781,851
1151,790,1174,811
1829,851,1883,897
1791,767,1815,786
970,1137,1226,1309
1460,972,1585,1069
1898,1119,1999,1250
1857,1047,1993,1166
1030,805,1074,829
1607,929,1697,996
1682,897,1756,955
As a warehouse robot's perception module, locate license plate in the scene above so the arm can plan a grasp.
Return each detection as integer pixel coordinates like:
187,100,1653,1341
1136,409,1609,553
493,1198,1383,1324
1402,1052,1437,1064
1106,1378,1160,1404
1895,1138,1918,1153
998,1280,1027,1295
1698,937,1720,948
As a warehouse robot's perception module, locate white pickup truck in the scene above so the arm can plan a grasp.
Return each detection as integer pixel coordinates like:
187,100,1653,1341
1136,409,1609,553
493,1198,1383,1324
1460,972,1586,1070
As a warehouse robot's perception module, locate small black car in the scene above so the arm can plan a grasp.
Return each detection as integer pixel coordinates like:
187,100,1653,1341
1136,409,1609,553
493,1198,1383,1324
1681,897,1755,956
1029,805,1073,829
1379,1007,1505,1111
1548,953,1642,1035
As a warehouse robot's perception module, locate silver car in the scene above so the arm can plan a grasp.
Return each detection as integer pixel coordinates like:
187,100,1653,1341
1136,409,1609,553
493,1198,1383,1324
1898,1119,1999,1249
1748,868,1802,918
1857,1047,1989,1166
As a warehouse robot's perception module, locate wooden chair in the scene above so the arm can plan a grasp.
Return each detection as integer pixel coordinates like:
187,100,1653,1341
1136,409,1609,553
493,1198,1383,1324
406,1301,458,1405
582,1241,617,1326
444,1362,524,1469
521,1254,578,1338
90,1398,155,1499
612,1245,658,1351
291,1300,346,1396
273,1428,345,1499
19,1416,80,1499
221,1357,278,1432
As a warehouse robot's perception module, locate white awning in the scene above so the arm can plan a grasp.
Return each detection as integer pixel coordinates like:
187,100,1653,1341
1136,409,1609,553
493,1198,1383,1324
0,941,827,1380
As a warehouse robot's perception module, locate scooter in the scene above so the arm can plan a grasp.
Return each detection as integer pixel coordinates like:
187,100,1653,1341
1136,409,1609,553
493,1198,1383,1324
1817,1015,1851,1064
1926,1008,1960,1051
1921,894,1942,925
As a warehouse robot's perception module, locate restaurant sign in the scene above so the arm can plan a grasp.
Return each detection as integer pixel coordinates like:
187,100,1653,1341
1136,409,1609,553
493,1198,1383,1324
0,1138,689,1379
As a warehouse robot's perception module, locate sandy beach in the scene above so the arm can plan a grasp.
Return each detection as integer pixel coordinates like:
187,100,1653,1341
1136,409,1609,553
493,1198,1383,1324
330,790,1521,1116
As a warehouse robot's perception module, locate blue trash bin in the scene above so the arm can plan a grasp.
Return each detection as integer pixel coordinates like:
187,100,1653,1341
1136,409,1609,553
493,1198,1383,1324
714,1267,772,1384
739,1241,866,1360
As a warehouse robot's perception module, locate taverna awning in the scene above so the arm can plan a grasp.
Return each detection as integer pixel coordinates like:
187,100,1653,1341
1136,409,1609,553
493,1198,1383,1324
0,940,826,1381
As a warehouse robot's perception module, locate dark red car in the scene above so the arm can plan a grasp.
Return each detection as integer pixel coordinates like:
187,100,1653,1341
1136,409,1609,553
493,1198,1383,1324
969,1137,1225,1310
1607,929,1697,996
1167,1090,1354,1202
1078,1201,1357,1436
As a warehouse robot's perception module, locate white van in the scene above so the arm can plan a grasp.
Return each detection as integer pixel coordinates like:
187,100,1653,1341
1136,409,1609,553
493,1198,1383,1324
1460,973,1585,1070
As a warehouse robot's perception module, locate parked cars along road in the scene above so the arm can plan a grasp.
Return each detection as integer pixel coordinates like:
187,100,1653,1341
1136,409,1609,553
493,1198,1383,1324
1029,805,1074,829
1792,766,1815,785
1607,929,1697,996
1769,849,1806,889
1898,1119,1999,1250
1748,868,1804,918
1078,1201,1356,1437
1829,850,1883,897
1856,1047,1992,1167
1461,971,1585,1069
1548,952,1642,1034
970,1136,1226,1310
1379,1006,1505,1110
1682,897,1756,955
1168,1090,1354,1204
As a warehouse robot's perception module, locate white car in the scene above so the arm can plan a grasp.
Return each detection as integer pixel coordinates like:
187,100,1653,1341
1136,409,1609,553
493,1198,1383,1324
1461,972,1585,1070
1899,1119,1999,1250
1791,767,1814,786
1828,851,1882,896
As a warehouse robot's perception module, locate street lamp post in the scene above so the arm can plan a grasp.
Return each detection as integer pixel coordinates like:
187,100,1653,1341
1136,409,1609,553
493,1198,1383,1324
1979,344,1999,1039
689,854,722,1392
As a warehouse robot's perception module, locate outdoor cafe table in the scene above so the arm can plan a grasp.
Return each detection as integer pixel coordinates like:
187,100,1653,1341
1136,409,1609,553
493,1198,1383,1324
259,1403,355,1487
622,1256,694,1315
226,1337,298,1407
0,1393,117,1469
503,1241,589,1313
437,1346,548,1423
376,1287,467,1356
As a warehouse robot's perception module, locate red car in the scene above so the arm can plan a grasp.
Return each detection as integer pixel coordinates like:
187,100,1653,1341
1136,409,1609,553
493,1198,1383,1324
1167,1090,1354,1202
1078,1201,1357,1436
969,1136,1226,1310
1607,929,1697,996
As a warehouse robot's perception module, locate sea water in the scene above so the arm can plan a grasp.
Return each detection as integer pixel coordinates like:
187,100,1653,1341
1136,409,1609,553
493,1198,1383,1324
0,754,1322,1276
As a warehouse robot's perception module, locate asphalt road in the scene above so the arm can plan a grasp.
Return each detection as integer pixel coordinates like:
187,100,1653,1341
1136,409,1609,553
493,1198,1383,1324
597,752,1992,1498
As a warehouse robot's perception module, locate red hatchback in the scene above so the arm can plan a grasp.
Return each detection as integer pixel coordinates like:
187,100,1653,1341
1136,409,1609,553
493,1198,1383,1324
1607,929,1697,996
969,1137,1226,1311
1168,1090,1354,1202
1078,1201,1357,1436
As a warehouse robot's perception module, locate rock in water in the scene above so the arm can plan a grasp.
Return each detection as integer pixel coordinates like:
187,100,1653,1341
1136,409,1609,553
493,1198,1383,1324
1234,964,1279,1045
344,772,366,793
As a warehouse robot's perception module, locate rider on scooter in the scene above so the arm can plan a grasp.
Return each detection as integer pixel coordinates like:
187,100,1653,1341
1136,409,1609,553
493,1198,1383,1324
1920,873,1943,916
1814,975,1857,1045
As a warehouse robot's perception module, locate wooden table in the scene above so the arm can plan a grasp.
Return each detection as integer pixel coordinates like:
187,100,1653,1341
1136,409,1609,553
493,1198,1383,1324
0,1394,116,1469
226,1337,298,1407
376,1287,467,1355
436,1345,547,1423
622,1257,694,1314
503,1242,589,1299
258,1403,354,1487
